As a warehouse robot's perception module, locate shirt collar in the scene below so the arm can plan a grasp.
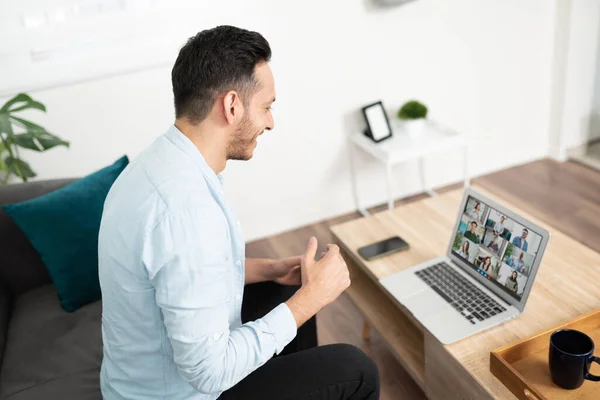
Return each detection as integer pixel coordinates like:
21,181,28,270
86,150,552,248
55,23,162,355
165,124,224,190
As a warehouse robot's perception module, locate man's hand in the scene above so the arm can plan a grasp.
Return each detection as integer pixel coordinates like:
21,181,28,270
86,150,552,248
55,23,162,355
272,256,302,286
300,238,351,308
285,237,351,327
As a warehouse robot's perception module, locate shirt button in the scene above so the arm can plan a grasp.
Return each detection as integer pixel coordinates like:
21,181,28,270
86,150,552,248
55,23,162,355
212,333,220,341
235,294,242,300
236,260,241,266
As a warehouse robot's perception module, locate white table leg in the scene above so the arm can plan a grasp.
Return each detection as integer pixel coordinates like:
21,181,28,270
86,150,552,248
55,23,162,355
463,144,471,188
419,157,437,197
386,162,394,210
350,143,370,217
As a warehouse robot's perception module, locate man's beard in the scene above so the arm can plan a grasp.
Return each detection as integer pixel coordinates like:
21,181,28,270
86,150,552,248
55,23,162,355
227,113,262,161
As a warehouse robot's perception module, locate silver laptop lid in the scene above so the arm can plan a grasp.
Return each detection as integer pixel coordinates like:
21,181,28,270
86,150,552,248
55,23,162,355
446,188,550,312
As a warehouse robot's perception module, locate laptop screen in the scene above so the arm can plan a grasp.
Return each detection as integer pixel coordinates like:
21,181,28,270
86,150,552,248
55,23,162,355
450,195,543,301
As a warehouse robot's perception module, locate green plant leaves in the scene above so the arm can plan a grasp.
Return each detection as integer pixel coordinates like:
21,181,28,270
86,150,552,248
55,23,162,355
0,142,10,184
11,134,39,151
0,93,69,183
0,141,6,166
10,115,46,134
0,114,13,135
9,116,70,149
0,93,46,113
37,134,69,150
11,132,69,151
5,156,36,180
397,100,428,120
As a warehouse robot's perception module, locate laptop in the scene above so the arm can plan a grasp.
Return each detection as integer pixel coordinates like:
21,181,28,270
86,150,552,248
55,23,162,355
379,188,550,344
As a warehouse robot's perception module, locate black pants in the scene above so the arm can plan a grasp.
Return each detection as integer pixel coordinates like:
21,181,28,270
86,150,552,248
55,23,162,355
218,281,380,400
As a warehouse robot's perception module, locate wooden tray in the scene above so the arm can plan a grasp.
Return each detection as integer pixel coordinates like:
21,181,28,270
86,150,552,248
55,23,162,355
491,309,600,400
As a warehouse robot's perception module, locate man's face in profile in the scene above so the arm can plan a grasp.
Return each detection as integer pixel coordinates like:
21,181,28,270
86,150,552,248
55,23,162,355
522,230,528,240
227,63,276,161
470,223,477,232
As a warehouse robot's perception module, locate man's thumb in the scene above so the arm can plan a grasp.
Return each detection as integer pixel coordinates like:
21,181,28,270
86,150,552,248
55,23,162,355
303,236,318,264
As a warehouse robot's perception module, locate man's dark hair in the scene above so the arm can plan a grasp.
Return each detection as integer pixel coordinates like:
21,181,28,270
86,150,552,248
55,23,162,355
523,228,529,233
172,25,272,124
470,221,477,226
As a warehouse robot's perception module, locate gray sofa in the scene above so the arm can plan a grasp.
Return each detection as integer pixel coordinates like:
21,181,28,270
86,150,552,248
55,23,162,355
0,179,102,399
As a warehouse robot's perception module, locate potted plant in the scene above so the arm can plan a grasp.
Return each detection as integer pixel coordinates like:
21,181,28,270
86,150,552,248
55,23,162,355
452,231,464,252
397,100,428,138
0,93,69,184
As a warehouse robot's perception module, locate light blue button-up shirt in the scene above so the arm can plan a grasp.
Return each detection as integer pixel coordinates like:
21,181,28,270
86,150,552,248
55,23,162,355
98,125,297,399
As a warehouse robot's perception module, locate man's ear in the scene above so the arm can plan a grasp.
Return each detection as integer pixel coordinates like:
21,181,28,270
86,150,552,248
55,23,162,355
222,90,244,125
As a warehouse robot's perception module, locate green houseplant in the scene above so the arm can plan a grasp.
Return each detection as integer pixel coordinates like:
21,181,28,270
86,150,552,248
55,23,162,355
503,243,515,264
0,93,69,184
452,231,464,251
397,100,428,138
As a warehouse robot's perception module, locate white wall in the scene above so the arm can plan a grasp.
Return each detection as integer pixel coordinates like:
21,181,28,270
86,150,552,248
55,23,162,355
0,0,556,241
560,0,600,150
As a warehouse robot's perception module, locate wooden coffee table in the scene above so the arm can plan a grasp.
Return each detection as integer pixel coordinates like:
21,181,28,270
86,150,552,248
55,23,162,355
330,185,600,399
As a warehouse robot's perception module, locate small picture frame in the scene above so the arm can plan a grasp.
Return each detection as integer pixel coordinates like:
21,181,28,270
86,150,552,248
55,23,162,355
361,101,393,143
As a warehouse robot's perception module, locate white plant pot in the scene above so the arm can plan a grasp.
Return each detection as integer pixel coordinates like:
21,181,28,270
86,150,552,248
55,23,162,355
402,119,426,139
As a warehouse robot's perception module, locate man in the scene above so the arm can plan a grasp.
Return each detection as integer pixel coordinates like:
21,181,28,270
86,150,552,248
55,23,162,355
98,26,379,400
512,228,529,252
486,235,500,255
494,216,506,236
463,221,481,244
511,251,525,273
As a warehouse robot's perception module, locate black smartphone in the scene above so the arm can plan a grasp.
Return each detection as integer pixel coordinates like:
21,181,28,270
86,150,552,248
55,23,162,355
358,236,409,261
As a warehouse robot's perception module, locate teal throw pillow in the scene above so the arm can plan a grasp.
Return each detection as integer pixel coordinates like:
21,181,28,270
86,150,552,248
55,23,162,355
2,156,129,312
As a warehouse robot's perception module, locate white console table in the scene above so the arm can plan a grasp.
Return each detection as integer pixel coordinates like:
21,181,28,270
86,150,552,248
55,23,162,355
350,120,470,216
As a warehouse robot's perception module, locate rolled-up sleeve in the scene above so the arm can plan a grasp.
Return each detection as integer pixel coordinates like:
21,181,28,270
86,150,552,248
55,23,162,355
144,207,297,395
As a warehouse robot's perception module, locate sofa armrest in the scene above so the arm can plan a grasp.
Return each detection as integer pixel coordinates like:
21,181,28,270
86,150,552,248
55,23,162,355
0,179,77,295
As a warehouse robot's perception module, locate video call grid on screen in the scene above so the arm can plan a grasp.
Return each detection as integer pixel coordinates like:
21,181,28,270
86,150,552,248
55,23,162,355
451,196,542,301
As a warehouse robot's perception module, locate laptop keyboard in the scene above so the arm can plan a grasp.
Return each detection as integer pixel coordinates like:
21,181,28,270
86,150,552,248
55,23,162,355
415,262,507,325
